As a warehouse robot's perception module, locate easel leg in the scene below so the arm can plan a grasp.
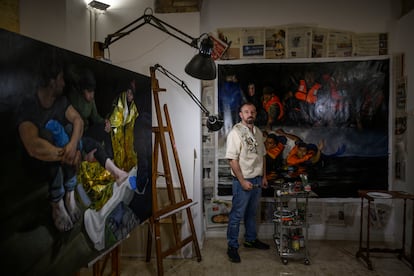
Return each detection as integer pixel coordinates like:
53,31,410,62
146,220,153,262
91,246,120,276
111,246,119,276
154,220,164,276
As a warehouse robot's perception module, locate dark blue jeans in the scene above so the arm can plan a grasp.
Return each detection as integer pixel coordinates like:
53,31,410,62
49,166,77,202
227,176,262,249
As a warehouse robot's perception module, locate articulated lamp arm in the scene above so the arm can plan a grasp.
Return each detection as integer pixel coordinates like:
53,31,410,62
99,7,217,80
152,64,223,132
153,64,208,114
103,8,199,50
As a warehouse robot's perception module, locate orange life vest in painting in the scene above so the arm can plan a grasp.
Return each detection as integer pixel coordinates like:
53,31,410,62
286,145,314,166
295,80,321,104
263,95,284,121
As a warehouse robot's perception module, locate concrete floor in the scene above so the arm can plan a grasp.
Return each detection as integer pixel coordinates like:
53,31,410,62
79,238,414,275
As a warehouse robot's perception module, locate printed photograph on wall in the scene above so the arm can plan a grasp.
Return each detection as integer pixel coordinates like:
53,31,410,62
0,28,152,275
216,58,389,198
265,27,287,59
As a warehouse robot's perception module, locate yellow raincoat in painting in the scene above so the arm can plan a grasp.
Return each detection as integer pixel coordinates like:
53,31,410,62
109,91,139,172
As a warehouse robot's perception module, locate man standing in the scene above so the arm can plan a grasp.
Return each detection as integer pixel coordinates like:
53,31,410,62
17,56,84,232
225,102,270,263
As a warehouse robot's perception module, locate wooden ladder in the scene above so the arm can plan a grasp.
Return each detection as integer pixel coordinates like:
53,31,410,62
145,66,202,276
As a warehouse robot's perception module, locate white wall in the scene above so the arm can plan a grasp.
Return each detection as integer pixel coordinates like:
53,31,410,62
391,11,414,193
389,9,414,249
200,0,393,33
20,0,90,54
18,0,414,247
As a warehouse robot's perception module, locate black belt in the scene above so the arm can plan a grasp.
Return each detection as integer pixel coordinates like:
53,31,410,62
233,176,262,189
233,176,262,180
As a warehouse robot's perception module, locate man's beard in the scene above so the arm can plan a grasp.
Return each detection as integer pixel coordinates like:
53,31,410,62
246,117,255,124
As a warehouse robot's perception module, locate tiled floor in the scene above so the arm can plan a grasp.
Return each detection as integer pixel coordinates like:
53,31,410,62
79,238,414,275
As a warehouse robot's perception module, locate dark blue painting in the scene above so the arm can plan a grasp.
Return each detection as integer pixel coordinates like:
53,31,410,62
0,28,152,275
217,59,389,198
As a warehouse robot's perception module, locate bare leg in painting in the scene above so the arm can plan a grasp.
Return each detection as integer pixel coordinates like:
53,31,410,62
51,199,73,232
84,147,129,186
65,190,82,224
105,158,129,185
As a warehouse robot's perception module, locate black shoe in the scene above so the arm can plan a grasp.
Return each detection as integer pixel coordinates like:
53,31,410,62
243,239,270,250
227,246,241,263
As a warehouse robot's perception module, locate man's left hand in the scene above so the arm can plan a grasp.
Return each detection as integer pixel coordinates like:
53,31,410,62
262,177,268,189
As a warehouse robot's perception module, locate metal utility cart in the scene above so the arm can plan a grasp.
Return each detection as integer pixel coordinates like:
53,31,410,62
272,182,317,265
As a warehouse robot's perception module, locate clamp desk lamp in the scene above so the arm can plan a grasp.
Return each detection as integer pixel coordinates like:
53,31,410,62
95,7,223,131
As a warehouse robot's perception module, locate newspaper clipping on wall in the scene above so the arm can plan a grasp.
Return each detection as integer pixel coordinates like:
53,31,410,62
286,25,312,58
327,30,353,57
265,27,287,59
353,33,388,56
215,25,387,60
311,28,329,58
217,27,241,59
240,27,266,59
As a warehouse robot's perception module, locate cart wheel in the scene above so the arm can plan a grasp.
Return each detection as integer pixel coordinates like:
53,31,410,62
282,258,288,265
304,259,310,265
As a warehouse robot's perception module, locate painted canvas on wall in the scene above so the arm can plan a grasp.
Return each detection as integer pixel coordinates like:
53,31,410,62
217,58,389,198
0,28,152,275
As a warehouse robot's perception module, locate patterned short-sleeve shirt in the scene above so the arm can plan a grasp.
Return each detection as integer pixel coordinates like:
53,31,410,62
225,122,265,179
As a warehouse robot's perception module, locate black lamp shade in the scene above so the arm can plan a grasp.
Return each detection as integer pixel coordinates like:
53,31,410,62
185,37,216,80
206,114,223,132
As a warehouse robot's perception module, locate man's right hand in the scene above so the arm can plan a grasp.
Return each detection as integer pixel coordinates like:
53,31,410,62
241,179,253,190
57,147,65,159
61,146,81,168
62,142,78,165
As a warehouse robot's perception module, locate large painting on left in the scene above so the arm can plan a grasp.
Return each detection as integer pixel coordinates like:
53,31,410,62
0,28,152,275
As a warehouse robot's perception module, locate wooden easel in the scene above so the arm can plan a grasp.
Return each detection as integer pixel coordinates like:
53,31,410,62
75,243,120,276
145,66,202,276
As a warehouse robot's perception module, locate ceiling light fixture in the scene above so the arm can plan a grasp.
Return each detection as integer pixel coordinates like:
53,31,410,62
88,0,110,11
